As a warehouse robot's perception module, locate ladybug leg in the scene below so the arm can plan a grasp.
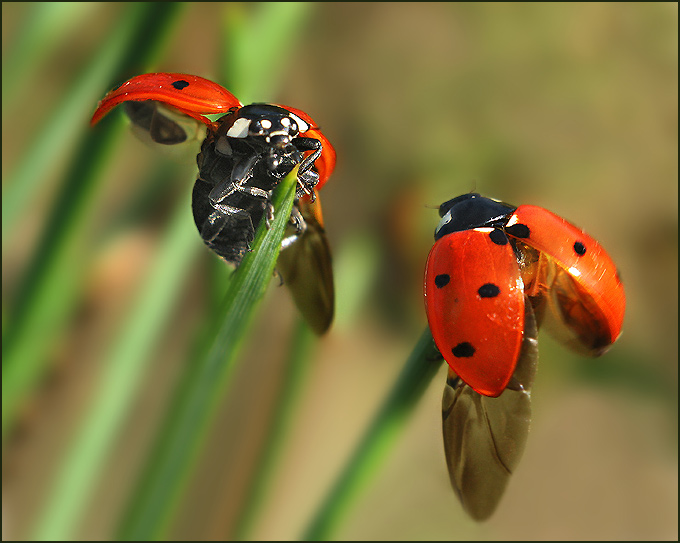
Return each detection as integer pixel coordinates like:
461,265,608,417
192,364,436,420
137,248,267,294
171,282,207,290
280,205,308,250
290,205,306,234
208,153,260,205
296,169,319,201
295,137,322,171
229,184,271,201
294,137,323,198
208,153,277,226
196,153,273,249
263,200,275,229
211,186,274,232
198,204,253,244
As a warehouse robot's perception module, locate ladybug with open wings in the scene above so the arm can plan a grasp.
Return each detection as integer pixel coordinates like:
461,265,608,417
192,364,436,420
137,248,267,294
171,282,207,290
424,193,626,520
91,73,336,334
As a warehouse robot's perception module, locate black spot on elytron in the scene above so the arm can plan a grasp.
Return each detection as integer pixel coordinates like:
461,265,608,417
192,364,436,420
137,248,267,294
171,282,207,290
452,342,475,358
478,283,500,298
434,274,450,288
573,241,586,256
172,80,190,90
506,223,530,238
489,229,508,245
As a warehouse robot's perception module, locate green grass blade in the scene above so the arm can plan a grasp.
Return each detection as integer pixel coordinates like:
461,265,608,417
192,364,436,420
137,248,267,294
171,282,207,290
2,114,122,441
212,7,323,537
1,3,97,113
1,2,185,243
1,2,184,442
31,185,200,541
117,168,298,541
232,317,317,540
302,328,444,540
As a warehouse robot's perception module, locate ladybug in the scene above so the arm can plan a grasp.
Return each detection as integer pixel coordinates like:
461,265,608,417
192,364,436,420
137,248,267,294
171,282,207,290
91,73,336,333
424,193,626,520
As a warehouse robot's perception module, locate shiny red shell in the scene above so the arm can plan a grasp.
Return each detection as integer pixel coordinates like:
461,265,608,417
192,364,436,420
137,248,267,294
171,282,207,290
507,205,626,353
425,228,525,397
90,73,242,126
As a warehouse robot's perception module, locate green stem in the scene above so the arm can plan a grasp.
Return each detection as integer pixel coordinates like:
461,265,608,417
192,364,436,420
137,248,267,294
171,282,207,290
232,318,317,540
1,2,185,242
116,168,298,541
302,328,444,540
2,2,185,443
31,185,200,541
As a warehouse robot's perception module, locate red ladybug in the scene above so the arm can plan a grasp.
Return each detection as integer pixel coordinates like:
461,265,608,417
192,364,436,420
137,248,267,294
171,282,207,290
424,192,626,519
91,73,336,333
425,193,625,397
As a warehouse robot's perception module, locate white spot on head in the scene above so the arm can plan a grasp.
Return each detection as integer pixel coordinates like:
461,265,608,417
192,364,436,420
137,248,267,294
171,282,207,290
260,119,272,129
434,210,453,236
226,117,251,138
287,112,308,132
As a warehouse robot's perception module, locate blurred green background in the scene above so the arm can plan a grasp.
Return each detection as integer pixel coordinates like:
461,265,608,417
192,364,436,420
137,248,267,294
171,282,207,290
2,2,677,540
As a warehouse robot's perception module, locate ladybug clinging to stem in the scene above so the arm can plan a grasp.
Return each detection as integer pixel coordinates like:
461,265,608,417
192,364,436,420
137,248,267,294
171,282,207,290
424,193,626,520
91,73,336,334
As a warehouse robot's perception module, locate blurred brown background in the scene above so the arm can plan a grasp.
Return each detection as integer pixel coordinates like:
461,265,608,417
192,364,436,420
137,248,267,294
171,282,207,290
3,3,677,540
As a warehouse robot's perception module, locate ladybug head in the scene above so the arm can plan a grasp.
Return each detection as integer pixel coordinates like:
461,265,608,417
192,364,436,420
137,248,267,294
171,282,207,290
224,104,309,148
434,193,516,240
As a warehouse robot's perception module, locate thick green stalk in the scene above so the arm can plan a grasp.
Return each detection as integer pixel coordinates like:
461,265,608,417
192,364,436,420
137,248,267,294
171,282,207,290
2,2,185,443
31,185,200,541
232,318,317,540
302,328,444,540
117,169,298,541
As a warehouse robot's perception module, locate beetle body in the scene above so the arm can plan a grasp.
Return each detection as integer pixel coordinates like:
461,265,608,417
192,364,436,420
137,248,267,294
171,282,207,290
425,192,626,520
92,73,336,333
191,103,323,266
